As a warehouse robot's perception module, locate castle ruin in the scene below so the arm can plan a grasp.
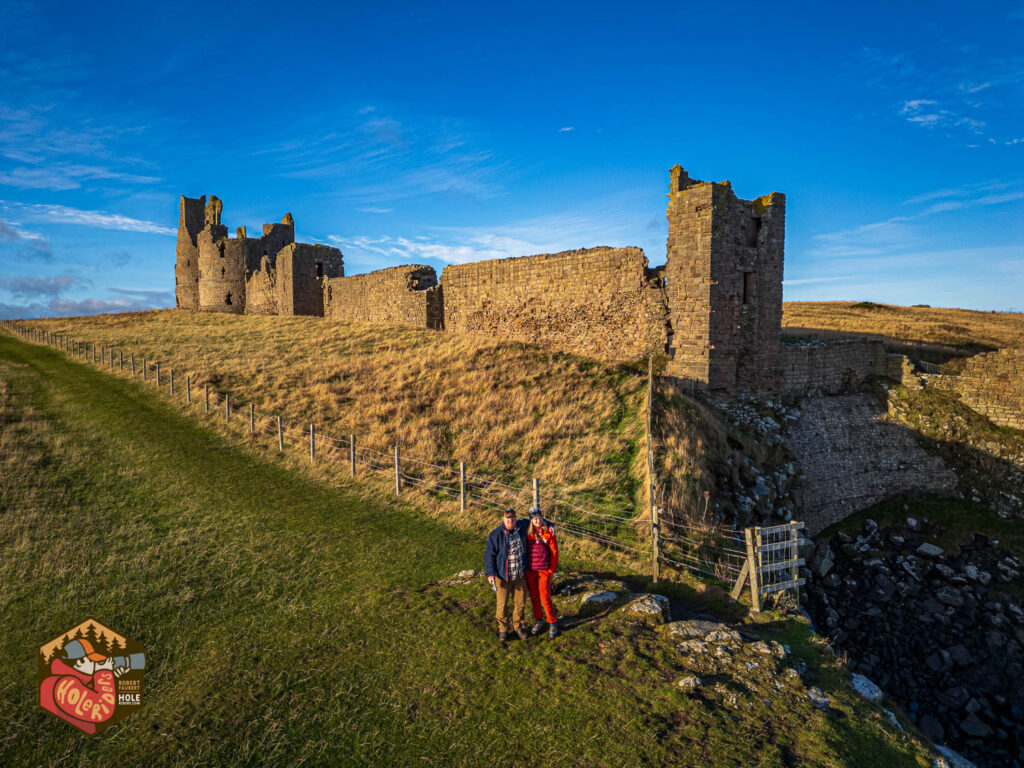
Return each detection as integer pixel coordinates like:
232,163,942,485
175,195,342,316
177,165,810,393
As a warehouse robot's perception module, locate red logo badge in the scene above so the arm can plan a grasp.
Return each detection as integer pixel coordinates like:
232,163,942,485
37,618,145,735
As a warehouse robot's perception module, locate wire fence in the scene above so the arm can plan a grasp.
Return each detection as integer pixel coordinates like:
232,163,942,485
3,320,790,600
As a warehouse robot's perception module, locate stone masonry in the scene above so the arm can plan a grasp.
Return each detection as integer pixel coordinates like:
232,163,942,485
439,247,669,361
663,167,785,390
952,349,1024,431
175,196,341,317
787,394,957,533
324,265,442,329
780,339,887,396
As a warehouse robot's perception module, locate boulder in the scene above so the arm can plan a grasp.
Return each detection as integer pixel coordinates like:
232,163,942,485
675,675,702,690
959,713,992,738
620,594,670,623
811,543,836,578
663,619,741,644
850,673,884,701
806,687,831,711
917,542,944,558
580,590,621,608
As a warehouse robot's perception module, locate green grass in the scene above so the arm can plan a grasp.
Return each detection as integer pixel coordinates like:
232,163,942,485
0,333,935,767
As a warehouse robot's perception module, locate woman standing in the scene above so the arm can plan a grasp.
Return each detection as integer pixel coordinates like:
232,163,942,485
525,507,559,638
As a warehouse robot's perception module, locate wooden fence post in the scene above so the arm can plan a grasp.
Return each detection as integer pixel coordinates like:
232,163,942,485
744,527,761,613
532,478,540,510
131,355,135,377
119,350,123,371
156,362,160,387
249,403,254,434
789,522,801,605
225,394,231,423
170,369,174,394
278,416,284,451
349,434,356,475
460,461,467,513
309,424,316,463
205,384,209,413
394,445,401,494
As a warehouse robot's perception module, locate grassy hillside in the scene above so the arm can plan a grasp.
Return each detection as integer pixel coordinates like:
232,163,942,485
0,332,939,767
23,310,650,533
782,301,1024,361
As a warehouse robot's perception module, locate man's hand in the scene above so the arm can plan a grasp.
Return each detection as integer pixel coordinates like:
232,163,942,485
114,666,130,678
488,575,496,587
94,658,114,672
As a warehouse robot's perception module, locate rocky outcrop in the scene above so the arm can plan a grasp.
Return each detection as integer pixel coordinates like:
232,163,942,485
803,518,1024,767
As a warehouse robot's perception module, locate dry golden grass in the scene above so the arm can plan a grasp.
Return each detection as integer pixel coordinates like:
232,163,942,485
26,310,648,520
783,301,1024,359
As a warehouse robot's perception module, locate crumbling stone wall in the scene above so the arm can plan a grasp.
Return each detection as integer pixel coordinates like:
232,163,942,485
787,394,957,533
440,247,669,362
663,167,785,390
780,339,886,396
324,265,442,329
953,349,1024,430
277,243,343,316
174,195,205,310
245,258,278,316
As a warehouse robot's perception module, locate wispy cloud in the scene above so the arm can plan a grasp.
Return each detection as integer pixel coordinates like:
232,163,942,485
257,109,509,205
0,273,83,297
0,163,159,191
900,99,986,132
108,287,174,304
558,126,575,133
0,105,160,191
855,47,1021,144
0,201,174,235
331,198,650,269
356,206,394,214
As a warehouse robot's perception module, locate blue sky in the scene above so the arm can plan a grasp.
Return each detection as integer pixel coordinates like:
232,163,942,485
1,0,1022,317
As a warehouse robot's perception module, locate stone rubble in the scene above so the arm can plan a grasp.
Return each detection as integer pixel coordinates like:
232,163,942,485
803,518,1024,768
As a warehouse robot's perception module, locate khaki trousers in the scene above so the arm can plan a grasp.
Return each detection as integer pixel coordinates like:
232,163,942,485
495,576,528,632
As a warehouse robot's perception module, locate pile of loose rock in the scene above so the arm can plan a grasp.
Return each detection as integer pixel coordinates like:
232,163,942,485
803,518,1024,767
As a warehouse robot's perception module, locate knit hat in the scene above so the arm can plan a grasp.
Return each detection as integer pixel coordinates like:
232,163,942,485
503,507,515,518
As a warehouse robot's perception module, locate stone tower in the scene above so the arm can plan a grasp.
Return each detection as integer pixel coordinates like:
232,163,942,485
663,166,785,391
174,195,205,309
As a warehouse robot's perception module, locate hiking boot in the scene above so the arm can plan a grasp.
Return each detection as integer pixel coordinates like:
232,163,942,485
548,621,559,639
498,631,508,642
531,621,545,636
515,628,528,640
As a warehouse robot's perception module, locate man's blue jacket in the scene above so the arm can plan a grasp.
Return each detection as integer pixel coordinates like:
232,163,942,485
484,519,530,581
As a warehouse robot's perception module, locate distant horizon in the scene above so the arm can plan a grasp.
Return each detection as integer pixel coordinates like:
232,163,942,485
6,297,1023,322
1,1,1021,317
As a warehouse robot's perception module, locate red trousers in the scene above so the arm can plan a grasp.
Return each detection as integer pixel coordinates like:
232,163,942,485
526,570,557,623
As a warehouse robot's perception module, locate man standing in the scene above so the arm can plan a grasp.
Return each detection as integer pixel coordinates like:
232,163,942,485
484,507,530,641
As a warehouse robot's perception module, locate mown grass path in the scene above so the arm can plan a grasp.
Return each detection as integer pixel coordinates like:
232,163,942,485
0,335,930,767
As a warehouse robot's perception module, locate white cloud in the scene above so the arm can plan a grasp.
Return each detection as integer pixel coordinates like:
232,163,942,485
0,164,159,191
331,197,652,270
0,201,174,235
356,207,394,214
558,126,575,133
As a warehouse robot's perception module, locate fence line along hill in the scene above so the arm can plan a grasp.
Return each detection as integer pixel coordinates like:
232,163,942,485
20,309,651,522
